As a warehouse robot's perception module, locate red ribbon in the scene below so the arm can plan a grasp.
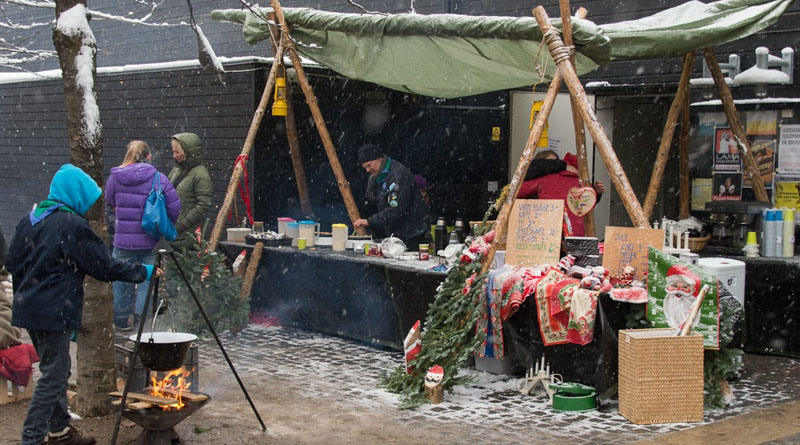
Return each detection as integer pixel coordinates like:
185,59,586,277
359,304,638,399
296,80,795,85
228,155,253,225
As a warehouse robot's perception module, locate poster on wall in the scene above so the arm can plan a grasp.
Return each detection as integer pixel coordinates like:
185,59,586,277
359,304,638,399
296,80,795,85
714,128,741,172
774,180,800,211
778,124,800,175
691,178,713,211
743,138,776,188
712,173,742,201
647,247,720,349
745,110,778,136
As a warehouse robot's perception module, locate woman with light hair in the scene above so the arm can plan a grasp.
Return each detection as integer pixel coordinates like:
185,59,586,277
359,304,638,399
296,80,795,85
105,141,181,330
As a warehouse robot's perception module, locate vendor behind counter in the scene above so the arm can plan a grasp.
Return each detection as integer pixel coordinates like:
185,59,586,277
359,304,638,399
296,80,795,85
353,144,431,247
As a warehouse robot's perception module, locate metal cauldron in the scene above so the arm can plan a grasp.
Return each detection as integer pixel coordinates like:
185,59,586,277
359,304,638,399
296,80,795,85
129,332,197,371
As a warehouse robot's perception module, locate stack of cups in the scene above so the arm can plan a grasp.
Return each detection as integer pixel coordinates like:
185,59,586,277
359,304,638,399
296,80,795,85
782,209,795,257
762,209,778,257
742,231,759,257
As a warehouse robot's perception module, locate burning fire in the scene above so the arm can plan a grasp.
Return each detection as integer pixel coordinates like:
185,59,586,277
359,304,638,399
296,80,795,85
149,367,193,410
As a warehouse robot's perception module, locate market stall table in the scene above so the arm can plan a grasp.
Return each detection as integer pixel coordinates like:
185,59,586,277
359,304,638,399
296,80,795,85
701,249,800,358
219,242,445,350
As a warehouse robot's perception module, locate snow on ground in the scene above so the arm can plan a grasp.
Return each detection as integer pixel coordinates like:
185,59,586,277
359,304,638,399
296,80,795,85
199,325,800,444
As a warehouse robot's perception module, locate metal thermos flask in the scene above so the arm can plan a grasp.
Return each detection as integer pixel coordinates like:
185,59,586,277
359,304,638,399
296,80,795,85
454,218,466,243
434,217,448,254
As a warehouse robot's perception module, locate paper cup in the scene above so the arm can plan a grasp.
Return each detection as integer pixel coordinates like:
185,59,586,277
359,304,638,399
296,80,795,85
746,231,757,245
297,238,307,250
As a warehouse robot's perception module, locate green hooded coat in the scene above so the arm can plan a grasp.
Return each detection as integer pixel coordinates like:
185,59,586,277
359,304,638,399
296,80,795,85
168,133,213,249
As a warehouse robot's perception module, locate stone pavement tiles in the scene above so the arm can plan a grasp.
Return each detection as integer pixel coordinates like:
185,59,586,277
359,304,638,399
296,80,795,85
197,326,800,444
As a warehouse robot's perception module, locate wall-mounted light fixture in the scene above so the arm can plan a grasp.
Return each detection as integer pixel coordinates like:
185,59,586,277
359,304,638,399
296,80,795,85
689,54,740,99
733,47,794,98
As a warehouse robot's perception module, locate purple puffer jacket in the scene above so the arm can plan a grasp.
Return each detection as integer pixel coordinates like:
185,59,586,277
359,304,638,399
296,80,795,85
105,163,181,250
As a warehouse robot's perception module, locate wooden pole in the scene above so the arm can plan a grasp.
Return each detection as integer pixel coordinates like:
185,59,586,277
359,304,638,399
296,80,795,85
559,2,595,236
479,69,564,277
703,47,769,202
534,7,649,228
284,86,315,217
266,16,314,217
241,242,264,300
642,52,696,220
209,44,284,252
270,0,366,234
679,88,691,219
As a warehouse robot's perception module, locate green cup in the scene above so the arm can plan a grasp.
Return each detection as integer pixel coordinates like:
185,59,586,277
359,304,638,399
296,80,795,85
297,238,307,250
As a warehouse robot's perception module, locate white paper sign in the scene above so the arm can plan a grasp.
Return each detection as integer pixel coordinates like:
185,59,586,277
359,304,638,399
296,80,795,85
778,124,800,175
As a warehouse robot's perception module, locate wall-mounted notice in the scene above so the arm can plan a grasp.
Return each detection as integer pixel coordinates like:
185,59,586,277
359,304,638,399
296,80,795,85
505,199,564,267
602,226,664,280
714,128,741,172
778,124,800,175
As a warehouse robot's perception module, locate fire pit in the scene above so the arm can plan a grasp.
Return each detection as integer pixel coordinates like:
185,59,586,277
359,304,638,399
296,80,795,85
121,395,210,445
111,367,210,445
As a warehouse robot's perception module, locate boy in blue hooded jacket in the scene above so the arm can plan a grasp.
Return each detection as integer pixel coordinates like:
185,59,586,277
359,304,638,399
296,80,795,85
7,164,160,445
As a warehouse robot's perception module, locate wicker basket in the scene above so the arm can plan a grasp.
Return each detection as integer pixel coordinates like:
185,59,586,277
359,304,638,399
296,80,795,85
688,234,711,253
618,329,704,424
469,220,507,249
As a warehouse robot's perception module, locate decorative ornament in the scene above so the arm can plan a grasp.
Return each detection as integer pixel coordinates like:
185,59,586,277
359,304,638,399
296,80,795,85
424,365,444,404
566,186,597,217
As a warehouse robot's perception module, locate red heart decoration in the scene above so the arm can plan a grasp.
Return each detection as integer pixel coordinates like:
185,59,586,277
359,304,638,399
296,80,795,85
567,186,597,217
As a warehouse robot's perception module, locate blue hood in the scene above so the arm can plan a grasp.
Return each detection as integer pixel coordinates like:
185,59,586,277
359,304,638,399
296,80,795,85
48,164,102,216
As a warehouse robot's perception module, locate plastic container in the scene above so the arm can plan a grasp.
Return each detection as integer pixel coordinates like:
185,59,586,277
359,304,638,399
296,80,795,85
226,228,250,243
762,209,776,257
783,210,795,257
299,220,317,247
286,222,300,246
332,224,348,251
697,257,746,307
277,217,295,235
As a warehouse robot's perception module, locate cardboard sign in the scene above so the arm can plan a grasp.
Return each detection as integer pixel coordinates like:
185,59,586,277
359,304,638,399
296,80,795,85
602,226,664,280
505,199,564,267
647,247,720,349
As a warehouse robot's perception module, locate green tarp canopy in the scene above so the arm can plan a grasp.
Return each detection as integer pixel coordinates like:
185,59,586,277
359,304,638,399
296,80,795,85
212,0,792,98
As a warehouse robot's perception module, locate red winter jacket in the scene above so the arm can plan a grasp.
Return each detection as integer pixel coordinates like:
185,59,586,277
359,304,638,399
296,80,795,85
518,154,586,236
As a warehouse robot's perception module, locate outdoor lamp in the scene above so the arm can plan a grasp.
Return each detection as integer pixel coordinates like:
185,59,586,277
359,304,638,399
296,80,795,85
689,54,739,100
733,47,794,98
272,76,288,116
531,100,549,147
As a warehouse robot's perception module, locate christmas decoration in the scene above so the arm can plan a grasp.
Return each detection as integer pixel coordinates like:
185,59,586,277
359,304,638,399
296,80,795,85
566,186,597,217
167,221,248,336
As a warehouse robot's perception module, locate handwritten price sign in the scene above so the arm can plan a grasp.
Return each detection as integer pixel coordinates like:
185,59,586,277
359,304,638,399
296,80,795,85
506,199,564,267
602,227,664,280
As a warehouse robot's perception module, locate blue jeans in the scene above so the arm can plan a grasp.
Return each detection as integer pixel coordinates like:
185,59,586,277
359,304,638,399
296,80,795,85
21,330,72,445
113,247,155,327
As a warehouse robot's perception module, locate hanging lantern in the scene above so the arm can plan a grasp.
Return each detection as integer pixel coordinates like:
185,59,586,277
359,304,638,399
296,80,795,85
531,100,549,148
272,76,288,116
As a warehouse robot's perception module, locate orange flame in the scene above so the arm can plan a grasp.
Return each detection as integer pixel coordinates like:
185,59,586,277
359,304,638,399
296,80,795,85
149,367,193,411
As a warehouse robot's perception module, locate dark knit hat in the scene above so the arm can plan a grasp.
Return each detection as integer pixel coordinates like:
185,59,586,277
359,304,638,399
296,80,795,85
358,144,384,164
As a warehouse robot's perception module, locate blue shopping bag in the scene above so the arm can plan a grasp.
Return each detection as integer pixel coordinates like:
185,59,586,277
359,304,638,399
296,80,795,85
141,173,177,241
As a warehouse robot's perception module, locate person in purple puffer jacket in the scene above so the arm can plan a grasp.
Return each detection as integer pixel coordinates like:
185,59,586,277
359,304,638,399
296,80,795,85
105,141,181,330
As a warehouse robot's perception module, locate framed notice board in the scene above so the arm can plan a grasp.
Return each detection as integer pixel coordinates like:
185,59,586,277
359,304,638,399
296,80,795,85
505,199,564,267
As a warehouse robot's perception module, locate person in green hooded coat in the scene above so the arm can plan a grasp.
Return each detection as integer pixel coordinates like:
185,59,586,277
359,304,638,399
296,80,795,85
168,133,213,250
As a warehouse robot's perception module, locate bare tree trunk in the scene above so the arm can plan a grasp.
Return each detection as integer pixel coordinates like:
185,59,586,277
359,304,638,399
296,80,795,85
53,0,115,417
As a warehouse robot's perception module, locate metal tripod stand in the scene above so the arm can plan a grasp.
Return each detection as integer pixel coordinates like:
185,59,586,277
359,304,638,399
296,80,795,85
111,238,266,444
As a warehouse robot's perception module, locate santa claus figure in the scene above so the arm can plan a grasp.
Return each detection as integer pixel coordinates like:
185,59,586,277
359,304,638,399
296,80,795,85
663,264,702,329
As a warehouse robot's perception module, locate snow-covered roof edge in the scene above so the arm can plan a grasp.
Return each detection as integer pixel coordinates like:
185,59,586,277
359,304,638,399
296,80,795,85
0,55,322,85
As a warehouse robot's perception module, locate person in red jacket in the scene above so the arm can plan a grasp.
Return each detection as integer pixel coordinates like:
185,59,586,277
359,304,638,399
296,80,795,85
518,151,605,237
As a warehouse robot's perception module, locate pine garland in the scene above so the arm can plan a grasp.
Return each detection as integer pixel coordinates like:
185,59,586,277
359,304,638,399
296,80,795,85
166,221,248,336
380,207,495,409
